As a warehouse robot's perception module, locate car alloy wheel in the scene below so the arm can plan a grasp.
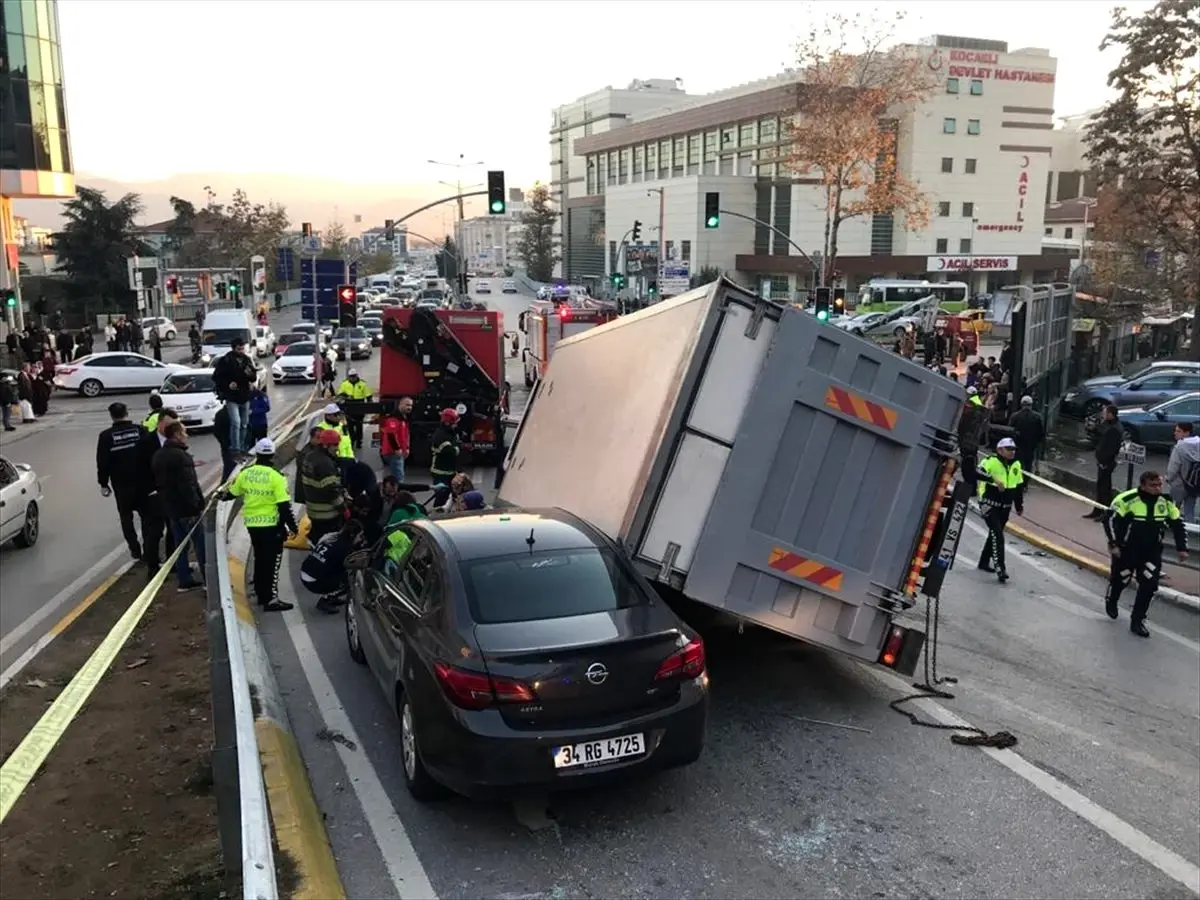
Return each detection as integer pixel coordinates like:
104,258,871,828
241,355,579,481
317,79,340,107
80,379,103,398
401,700,418,780
346,600,366,664
15,501,39,548
397,693,445,801
165,330,176,341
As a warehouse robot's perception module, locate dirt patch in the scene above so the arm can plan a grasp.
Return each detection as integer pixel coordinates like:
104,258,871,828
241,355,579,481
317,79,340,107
0,571,230,899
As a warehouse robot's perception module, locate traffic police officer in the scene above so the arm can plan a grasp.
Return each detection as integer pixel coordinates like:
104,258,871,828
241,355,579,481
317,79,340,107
335,369,372,451
142,392,164,432
96,401,147,560
316,403,355,460
977,437,1025,582
1102,470,1189,637
225,438,299,612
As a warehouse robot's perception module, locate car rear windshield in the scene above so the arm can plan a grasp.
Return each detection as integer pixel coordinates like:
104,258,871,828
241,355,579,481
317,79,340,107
160,373,216,393
461,548,648,624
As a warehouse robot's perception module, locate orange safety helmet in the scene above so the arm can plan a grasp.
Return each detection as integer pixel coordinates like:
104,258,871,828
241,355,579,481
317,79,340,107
440,408,460,426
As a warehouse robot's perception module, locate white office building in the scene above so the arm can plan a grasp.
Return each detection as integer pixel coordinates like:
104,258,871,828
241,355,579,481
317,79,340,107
456,189,527,272
557,36,1073,298
360,225,409,259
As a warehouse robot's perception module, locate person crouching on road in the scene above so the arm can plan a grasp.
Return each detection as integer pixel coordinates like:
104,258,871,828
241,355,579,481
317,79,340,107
225,438,298,612
336,368,372,451
977,437,1025,583
301,428,347,542
151,420,207,592
1102,470,1188,638
429,408,461,488
302,518,367,614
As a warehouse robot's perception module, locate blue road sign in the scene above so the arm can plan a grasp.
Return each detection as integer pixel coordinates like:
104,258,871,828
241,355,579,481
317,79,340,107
275,247,295,281
301,258,356,323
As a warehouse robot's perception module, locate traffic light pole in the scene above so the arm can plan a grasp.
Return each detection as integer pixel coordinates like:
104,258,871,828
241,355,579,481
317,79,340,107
391,191,489,228
716,209,822,285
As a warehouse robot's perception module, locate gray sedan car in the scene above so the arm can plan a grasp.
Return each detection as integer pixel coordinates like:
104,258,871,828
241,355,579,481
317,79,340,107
1061,368,1200,419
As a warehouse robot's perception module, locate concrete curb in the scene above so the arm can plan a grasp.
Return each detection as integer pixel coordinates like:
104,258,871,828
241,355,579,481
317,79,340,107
226,517,347,900
1004,519,1200,613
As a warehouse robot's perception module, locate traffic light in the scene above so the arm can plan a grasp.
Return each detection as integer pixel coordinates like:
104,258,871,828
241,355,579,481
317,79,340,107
833,288,846,313
487,170,506,214
215,280,227,300
814,287,832,322
704,192,720,229
337,284,358,327
165,275,179,300
610,273,625,289
3,289,15,308
301,223,312,238
647,282,658,298
631,220,642,243
385,219,395,241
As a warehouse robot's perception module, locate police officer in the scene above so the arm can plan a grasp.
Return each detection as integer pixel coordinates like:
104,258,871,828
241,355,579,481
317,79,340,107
977,437,1025,582
96,401,146,560
224,438,298,612
1102,470,1189,638
142,392,164,432
316,403,354,460
335,368,372,451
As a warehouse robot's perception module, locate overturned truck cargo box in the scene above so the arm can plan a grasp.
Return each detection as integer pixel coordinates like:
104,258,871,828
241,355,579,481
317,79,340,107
500,278,966,672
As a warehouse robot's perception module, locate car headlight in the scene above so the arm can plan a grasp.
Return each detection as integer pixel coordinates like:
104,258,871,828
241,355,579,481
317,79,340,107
203,400,219,410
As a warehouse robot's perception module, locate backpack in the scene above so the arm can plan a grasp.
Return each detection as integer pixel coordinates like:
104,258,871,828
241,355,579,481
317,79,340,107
1183,458,1200,497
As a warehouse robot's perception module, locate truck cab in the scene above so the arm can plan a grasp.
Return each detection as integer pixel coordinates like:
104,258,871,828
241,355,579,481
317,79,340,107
519,300,619,387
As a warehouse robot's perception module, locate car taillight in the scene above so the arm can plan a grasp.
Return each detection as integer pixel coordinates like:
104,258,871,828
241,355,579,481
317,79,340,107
878,625,907,669
654,638,706,681
433,662,535,710
56,366,77,375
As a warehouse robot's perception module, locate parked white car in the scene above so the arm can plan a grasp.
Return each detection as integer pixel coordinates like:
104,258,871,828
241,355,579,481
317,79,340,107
501,279,519,294
475,279,492,294
0,455,42,548
54,352,191,398
271,341,319,383
140,316,178,341
157,369,223,430
254,324,277,357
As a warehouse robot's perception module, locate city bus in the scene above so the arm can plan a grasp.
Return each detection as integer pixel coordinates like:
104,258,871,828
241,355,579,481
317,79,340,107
857,279,970,312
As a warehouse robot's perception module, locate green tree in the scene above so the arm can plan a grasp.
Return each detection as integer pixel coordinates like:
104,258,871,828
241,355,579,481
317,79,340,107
1086,0,1200,356
517,183,559,282
361,248,395,275
163,188,290,282
51,186,150,315
319,219,349,259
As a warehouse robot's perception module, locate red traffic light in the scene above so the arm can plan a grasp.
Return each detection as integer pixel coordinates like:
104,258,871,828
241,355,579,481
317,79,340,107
337,285,357,304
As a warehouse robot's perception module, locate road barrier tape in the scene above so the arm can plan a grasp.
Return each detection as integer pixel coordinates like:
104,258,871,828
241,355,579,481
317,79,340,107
0,383,322,828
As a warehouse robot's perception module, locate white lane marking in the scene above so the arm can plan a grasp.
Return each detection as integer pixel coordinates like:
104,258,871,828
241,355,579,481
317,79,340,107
964,518,1200,655
279,560,437,900
860,666,1200,896
0,543,127,659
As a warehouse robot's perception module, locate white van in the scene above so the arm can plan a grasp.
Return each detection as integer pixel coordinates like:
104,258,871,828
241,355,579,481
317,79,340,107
368,274,393,293
201,309,255,361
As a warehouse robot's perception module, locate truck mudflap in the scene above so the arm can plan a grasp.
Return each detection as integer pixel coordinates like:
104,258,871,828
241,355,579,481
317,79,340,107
675,307,963,666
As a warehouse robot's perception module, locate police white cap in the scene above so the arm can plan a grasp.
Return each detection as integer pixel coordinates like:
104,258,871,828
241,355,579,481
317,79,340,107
323,403,341,415
348,368,358,376
967,386,979,395
997,437,1017,450
253,437,276,455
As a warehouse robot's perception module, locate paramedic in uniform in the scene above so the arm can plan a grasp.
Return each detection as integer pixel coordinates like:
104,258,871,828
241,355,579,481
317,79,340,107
1102,470,1188,638
977,437,1025,583
224,438,298,612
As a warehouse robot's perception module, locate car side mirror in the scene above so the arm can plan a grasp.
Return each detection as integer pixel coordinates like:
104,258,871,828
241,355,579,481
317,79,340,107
343,548,373,571
1155,410,1166,420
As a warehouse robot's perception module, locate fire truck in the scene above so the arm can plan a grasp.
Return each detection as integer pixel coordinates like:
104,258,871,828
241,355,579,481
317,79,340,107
342,306,510,466
518,300,619,387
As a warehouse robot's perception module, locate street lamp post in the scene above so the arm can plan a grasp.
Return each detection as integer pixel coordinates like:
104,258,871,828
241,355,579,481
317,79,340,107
428,154,486,224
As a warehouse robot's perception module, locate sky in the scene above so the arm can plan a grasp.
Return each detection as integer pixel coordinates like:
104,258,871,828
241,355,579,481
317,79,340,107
36,0,1151,232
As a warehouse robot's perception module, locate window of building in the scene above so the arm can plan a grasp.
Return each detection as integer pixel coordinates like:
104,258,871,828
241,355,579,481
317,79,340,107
970,80,984,96
738,152,755,176
646,143,657,175
681,240,692,262
938,201,951,217
721,126,737,148
962,202,974,217
941,157,953,173
759,117,778,142
1064,227,1074,239
658,140,671,177
936,238,949,254
946,78,960,94
758,163,776,178
672,138,685,175
967,119,981,135
719,155,735,176
703,131,717,159
943,118,957,134
965,158,977,174
665,241,676,262
1045,227,1053,236
617,149,629,184
686,134,701,174
739,122,756,146
959,238,972,254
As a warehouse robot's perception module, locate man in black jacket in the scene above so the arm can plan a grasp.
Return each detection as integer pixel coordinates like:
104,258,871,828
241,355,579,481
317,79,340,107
212,338,258,456
1008,395,1045,475
1088,404,1123,519
96,402,145,559
152,420,207,591
134,407,180,578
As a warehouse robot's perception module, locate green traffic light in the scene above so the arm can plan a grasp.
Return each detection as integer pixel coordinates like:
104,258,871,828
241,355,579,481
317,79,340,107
816,310,829,322
490,200,505,213
705,215,719,228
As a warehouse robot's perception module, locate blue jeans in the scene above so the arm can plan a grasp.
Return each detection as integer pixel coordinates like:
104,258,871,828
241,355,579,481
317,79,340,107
170,516,206,586
226,401,250,453
1,403,10,429
383,454,405,482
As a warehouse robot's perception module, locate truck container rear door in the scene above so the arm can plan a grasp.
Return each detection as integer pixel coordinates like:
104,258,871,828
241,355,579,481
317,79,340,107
677,309,964,662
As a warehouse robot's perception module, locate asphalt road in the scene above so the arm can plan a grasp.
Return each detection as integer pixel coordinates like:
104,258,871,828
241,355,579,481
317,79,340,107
0,305,322,681
253,308,1200,899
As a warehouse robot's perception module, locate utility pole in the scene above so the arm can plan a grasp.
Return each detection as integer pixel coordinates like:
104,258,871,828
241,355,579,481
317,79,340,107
646,187,666,293
429,154,485,224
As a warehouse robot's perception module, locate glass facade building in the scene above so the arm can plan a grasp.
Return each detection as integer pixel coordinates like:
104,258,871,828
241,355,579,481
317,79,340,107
0,0,74,198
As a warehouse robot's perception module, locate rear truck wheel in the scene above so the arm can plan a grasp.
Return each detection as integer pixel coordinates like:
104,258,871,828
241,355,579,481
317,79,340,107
79,378,103,398
346,599,367,665
14,501,39,548
398,689,445,801
165,330,176,341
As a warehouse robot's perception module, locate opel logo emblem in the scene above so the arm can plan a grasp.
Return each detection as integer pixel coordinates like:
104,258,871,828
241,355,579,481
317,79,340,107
585,662,608,685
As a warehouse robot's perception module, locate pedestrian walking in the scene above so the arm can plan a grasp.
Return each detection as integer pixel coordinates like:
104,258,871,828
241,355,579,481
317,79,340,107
224,438,297,612
150,327,163,361
1008,395,1045,475
1102,471,1189,637
976,437,1025,583
1164,421,1200,525
151,420,207,592
1088,404,1122,519
96,401,147,560
134,407,179,580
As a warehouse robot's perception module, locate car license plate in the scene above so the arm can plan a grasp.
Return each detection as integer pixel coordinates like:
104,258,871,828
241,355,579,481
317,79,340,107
553,733,645,769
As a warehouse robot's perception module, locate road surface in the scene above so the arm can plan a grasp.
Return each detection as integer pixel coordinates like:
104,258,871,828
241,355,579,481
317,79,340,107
254,299,1200,900
0,305,321,681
